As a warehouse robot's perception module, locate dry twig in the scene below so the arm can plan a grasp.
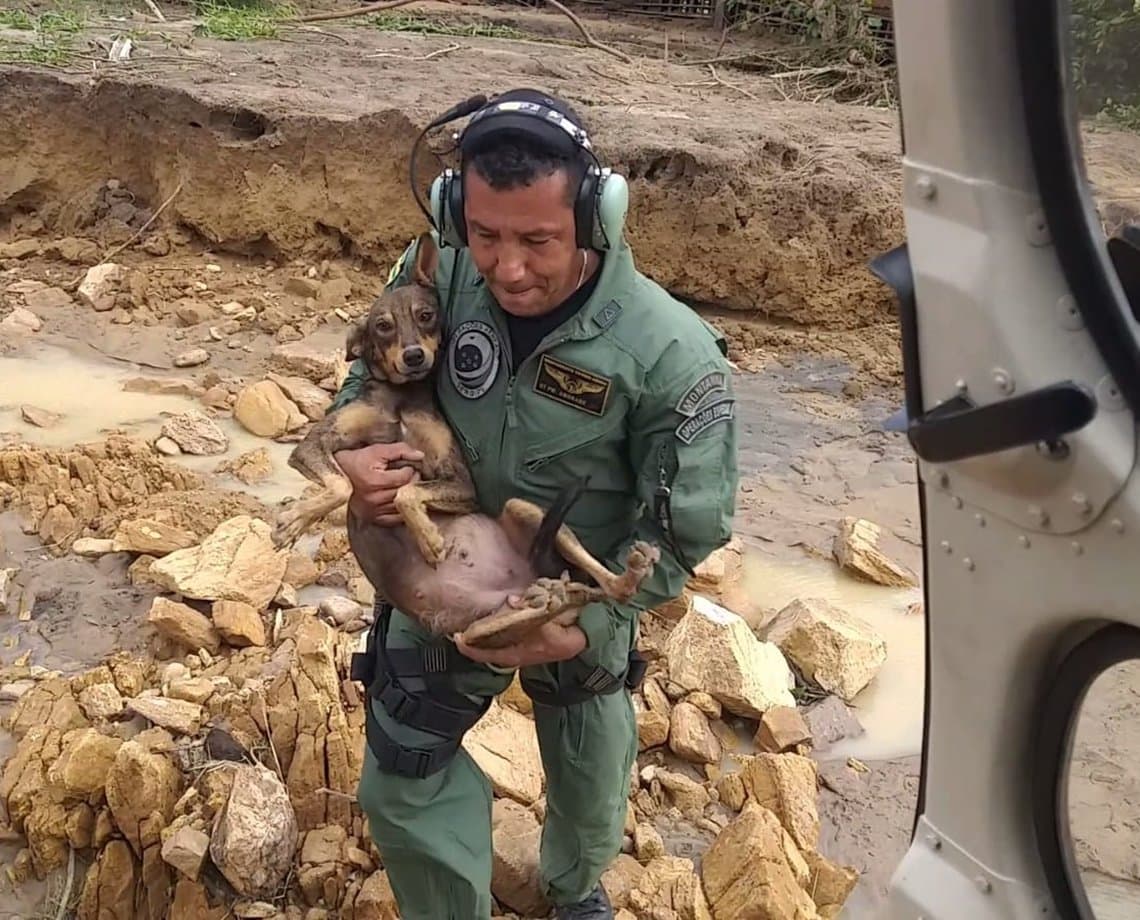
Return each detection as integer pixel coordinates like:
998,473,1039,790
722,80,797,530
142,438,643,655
97,180,184,266
296,0,421,23
142,0,166,21
539,0,632,64
706,63,759,101
368,41,462,61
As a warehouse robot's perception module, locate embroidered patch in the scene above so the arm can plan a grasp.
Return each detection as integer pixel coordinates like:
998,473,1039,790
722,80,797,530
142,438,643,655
385,243,411,286
448,320,501,399
593,301,622,330
534,354,612,416
676,371,728,416
675,397,734,444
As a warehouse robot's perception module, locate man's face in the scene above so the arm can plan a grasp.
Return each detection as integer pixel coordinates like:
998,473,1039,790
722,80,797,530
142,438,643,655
464,168,581,318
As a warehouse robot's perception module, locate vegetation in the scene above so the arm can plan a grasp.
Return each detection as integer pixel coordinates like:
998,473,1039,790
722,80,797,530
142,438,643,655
0,3,86,65
193,0,295,40
1070,0,1140,130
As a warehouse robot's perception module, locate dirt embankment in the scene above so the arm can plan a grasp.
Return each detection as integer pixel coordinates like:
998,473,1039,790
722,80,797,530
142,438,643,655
0,8,909,331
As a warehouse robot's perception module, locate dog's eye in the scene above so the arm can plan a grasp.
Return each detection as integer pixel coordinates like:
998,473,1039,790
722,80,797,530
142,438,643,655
416,310,434,323
375,318,394,333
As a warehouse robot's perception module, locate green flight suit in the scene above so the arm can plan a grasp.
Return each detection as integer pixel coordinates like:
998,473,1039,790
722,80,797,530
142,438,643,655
333,231,738,918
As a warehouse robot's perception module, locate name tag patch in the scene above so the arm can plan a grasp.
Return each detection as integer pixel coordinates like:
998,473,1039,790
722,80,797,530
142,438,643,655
534,354,612,416
676,370,728,416
675,397,734,444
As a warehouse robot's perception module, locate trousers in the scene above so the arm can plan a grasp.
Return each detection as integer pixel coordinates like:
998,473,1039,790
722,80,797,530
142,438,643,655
355,607,640,919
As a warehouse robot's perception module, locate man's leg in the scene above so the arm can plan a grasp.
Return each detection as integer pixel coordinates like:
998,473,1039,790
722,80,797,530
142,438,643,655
532,688,638,907
356,606,513,920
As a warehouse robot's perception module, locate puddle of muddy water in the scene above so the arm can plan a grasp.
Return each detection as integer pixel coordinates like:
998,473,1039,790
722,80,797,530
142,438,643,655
736,549,925,763
0,343,309,506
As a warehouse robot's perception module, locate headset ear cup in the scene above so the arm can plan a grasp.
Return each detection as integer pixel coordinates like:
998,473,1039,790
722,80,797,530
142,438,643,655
429,170,467,250
447,169,467,247
575,167,599,251
593,170,629,251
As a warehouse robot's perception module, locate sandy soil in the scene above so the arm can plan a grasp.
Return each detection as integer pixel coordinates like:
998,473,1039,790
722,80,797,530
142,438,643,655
1,2,1139,918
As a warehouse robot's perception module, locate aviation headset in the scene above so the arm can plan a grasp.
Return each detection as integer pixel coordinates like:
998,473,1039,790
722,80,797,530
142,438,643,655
410,89,630,252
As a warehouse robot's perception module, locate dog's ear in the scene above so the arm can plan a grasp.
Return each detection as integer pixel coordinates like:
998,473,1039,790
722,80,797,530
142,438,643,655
345,318,368,362
412,233,439,288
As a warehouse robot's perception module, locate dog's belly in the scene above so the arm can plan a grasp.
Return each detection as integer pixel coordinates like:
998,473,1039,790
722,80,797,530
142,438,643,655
348,513,538,636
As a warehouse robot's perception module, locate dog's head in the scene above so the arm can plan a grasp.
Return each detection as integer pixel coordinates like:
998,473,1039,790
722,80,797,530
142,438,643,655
346,232,442,384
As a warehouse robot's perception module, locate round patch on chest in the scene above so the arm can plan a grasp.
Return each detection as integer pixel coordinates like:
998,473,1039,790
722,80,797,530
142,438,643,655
448,319,501,399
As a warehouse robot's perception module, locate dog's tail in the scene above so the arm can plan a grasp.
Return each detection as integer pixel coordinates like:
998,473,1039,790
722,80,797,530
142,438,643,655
528,475,591,578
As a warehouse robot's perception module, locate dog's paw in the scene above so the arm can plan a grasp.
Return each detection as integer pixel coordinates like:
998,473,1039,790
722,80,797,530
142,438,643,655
627,541,661,576
416,528,447,568
271,510,307,549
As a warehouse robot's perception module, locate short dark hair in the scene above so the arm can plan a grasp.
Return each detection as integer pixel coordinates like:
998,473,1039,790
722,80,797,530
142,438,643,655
466,138,588,206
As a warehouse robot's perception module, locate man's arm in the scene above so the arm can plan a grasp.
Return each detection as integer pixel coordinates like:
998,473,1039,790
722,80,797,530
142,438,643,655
574,347,739,665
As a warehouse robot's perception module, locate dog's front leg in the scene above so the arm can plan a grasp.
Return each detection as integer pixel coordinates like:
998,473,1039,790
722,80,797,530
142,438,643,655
393,478,479,566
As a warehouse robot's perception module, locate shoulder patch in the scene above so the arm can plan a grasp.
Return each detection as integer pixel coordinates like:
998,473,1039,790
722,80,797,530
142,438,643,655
385,244,411,286
448,319,502,399
534,354,612,416
593,301,622,330
675,397,734,444
676,370,729,417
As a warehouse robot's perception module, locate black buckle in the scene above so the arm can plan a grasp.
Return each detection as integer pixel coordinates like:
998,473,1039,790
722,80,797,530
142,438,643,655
378,683,418,722
395,747,434,780
350,650,374,686
625,650,648,691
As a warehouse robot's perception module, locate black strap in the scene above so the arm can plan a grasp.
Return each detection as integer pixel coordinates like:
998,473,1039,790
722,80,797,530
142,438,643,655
364,696,463,780
522,648,648,708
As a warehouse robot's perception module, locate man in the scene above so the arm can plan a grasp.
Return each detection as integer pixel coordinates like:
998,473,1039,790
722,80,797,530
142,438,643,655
330,88,738,919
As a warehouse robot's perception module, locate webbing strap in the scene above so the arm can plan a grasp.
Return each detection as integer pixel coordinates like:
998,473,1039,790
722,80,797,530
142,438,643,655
364,699,462,780
521,648,649,708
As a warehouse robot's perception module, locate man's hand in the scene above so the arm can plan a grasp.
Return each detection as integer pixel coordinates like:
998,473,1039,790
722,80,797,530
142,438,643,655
335,443,425,526
453,620,587,669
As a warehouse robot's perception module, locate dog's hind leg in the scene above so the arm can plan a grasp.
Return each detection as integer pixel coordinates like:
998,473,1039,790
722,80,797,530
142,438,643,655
456,577,607,650
273,402,400,548
498,498,661,603
393,478,479,566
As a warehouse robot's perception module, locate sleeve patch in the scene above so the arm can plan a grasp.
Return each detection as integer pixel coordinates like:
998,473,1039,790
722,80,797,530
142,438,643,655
675,397,735,444
676,370,729,416
385,244,411,286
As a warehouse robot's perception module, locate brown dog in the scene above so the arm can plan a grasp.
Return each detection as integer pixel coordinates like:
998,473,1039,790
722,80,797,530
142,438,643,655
271,232,660,649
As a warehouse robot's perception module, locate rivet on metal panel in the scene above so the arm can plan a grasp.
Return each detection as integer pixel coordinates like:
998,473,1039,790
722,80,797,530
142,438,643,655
924,833,941,850
1112,518,1125,534
1028,505,1050,526
1036,439,1071,461
963,557,975,571
936,471,950,489
1057,294,1083,330
993,368,1014,394
1071,492,1092,517
1097,375,1126,411
1025,211,1052,246
976,876,993,894
1072,542,1084,556
1018,534,1031,548
952,496,963,510
975,513,986,527
955,379,968,395
915,175,937,200
940,540,953,554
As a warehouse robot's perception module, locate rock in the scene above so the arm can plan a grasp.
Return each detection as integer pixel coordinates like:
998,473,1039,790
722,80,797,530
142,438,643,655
162,825,211,881
270,342,344,385
0,238,41,259
127,697,204,735
47,728,123,796
756,705,813,753
166,677,215,706
628,855,712,920
685,691,722,720
268,372,333,421
215,448,273,485
155,436,182,456
23,286,72,311
1,306,43,334
73,537,115,557
317,277,352,308
77,683,125,720
491,798,548,917
701,801,819,920
687,536,744,596
77,263,125,312
499,671,534,716
301,823,347,865
19,404,61,428
149,515,287,609
832,517,918,587
641,676,672,716
105,737,183,857
765,598,887,702
112,517,198,555
232,901,278,919
284,551,320,589
601,854,646,910
47,236,101,263
716,772,747,812
175,302,214,326
286,276,321,298
160,411,229,455
633,822,666,863
668,702,721,765
235,380,308,438
212,599,267,647
123,376,205,398
38,503,76,548
637,708,670,751
0,567,15,615
463,699,544,805
174,348,211,368
318,595,361,626
656,769,710,817
147,597,222,654
220,300,256,321
665,596,795,718
739,753,820,852
352,869,400,919
804,850,859,919
803,696,864,753
170,879,228,920
210,764,298,899
77,839,137,920
0,679,35,702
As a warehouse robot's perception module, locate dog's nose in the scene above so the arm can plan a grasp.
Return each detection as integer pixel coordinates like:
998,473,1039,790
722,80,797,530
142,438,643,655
403,346,426,367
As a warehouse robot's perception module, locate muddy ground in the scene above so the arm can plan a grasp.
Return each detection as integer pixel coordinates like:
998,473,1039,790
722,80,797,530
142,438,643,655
1,1,1138,917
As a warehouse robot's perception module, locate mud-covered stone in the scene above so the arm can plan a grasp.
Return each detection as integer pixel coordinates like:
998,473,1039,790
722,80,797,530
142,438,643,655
212,599,267,647
668,701,721,764
739,753,820,852
463,699,544,805
756,705,813,753
832,516,918,587
491,798,548,917
765,598,886,702
147,596,222,654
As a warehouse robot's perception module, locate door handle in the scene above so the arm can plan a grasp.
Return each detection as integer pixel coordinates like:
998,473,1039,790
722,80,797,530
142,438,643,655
905,381,1097,464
